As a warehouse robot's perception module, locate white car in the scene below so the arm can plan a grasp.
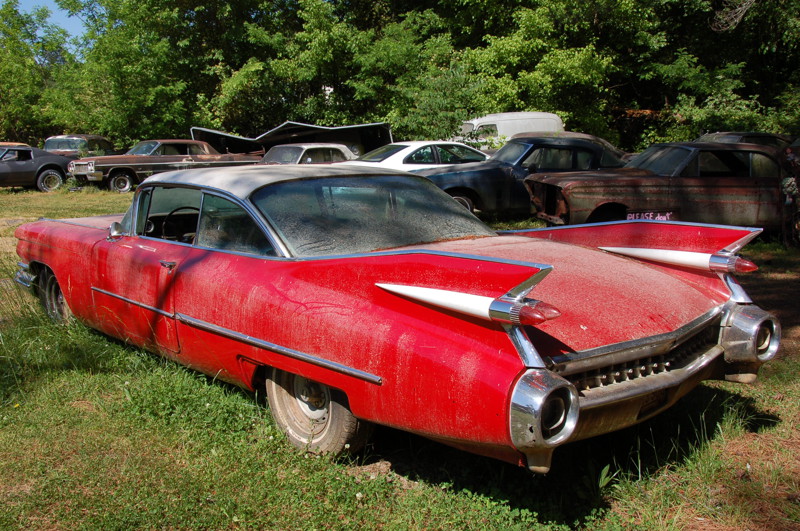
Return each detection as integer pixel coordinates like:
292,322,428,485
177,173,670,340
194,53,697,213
343,141,488,172
261,143,358,164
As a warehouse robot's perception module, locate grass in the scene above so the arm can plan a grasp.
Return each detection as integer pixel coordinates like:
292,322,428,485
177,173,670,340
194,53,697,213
1,187,798,529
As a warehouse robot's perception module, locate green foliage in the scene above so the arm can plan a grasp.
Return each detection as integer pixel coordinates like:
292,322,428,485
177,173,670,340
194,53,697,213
0,0,73,143
1,0,798,149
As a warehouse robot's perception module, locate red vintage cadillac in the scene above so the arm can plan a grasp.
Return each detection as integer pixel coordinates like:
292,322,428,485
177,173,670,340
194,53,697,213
14,165,780,473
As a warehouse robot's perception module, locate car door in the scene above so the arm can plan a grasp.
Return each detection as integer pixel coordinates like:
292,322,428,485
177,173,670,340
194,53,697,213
669,149,782,227
0,148,36,186
90,186,201,354
167,192,277,381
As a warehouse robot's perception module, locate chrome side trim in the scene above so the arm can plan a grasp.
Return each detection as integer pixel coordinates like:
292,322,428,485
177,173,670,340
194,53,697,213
90,286,381,384
548,305,724,376
91,287,174,318
175,313,383,386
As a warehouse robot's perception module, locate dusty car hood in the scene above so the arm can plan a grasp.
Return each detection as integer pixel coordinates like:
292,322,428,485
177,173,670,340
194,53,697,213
528,167,657,187
405,235,725,355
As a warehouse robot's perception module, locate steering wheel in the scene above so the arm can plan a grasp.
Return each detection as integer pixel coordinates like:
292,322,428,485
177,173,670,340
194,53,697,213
161,206,200,241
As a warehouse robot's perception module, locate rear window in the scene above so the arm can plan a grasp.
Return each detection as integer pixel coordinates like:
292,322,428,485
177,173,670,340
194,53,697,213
252,175,493,257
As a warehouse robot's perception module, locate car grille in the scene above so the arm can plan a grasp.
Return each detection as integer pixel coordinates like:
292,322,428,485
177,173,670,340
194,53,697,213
70,161,92,173
531,183,559,215
547,311,722,392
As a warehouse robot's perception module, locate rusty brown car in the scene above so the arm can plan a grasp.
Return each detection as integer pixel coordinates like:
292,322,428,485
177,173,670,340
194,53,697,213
525,142,791,237
68,139,262,192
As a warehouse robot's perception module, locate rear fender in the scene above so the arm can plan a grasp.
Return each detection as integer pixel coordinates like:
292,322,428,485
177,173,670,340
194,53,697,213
506,220,761,254
504,220,763,302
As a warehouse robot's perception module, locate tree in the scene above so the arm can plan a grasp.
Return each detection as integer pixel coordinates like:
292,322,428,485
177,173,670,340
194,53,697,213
0,0,72,143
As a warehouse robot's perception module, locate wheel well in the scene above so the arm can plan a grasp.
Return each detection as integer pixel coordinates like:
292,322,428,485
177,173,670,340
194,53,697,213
36,165,65,177
586,202,628,223
251,364,354,407
25,262,48,297
109,168,138,183
445,187,482,210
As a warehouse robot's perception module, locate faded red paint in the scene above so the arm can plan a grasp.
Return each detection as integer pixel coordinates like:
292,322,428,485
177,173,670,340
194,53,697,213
13,213,772,469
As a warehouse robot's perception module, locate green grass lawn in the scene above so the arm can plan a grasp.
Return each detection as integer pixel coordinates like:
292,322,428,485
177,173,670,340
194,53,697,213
1,187,798,529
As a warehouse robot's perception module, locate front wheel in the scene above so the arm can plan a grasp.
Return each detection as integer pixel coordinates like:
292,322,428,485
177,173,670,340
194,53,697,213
35,169,64,192
38,268,71,322
265,368,372,454
108,172,135,193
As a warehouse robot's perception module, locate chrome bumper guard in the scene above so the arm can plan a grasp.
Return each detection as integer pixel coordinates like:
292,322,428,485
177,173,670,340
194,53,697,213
14,262,35,289
509,302,780,473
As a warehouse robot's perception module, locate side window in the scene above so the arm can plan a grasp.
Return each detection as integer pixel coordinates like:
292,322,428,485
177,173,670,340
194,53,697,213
17,150,33,161
575,149,594,170
600,150,625,168
743,152,779,178
680,156,699,177
187,144,206,155
329,149,347,162
475,124,497,139
406,146,435,164
437,145,483,164
136,186,202,242
158,144,184,156
195,194,274,255
304,149,328,163
696,151,732,177
696,150,748,177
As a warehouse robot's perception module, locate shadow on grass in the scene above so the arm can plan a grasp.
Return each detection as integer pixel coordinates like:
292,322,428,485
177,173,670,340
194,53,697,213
1,295,785,527
349,384,780,525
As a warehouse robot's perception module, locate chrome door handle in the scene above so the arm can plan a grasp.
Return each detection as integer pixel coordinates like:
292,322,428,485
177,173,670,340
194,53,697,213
159,260,177,273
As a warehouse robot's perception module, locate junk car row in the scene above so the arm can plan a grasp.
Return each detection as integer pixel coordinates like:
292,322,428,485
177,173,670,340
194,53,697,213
14,164,782,473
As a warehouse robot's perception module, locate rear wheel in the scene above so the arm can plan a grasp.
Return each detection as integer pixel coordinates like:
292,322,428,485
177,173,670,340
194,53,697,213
35,169,64,192
38,268,71,322
265,368,372,454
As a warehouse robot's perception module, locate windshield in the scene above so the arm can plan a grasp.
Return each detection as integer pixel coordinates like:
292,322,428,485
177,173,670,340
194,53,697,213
357,144,407,162
490,141,531,164
251,175,494,257
626,145,691,175
262,146,304,164
126,141,159,155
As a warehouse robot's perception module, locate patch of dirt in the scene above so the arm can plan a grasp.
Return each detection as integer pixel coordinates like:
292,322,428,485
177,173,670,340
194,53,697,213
345,459,419,490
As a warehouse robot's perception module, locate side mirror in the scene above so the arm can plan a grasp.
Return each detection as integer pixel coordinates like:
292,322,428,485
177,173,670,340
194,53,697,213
107,221,125,241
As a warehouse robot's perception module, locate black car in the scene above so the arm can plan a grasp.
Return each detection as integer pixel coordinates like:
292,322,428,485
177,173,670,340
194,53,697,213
695,131,795,150
415,132,627,214
0,144,71,192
